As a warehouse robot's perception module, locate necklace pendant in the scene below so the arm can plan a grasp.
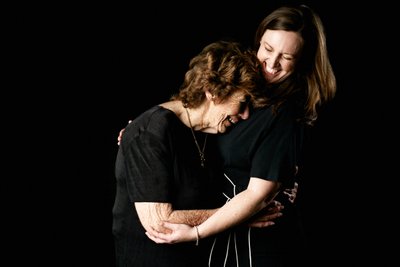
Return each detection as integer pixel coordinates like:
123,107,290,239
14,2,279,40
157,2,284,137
185,107,208,168
200,152,205,168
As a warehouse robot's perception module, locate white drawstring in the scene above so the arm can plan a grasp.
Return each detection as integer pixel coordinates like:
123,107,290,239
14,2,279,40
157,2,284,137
208,173,253,267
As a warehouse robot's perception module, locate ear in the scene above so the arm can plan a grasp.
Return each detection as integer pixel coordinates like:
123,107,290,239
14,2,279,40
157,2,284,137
205,90,214,101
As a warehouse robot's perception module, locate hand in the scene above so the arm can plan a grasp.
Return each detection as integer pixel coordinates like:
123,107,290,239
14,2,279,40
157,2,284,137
145,221,197,244
117,120,132,146
248,200,284,228
283,182,298,203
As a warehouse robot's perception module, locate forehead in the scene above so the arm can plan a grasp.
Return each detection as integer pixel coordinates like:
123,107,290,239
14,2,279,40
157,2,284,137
261,30,303,55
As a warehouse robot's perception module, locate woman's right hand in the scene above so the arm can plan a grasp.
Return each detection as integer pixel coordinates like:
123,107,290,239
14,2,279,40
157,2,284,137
247,200,284,228
117,120,132,145
283,181,298,203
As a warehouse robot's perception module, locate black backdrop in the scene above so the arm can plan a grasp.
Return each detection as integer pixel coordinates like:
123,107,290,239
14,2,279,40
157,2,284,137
13,0,396,266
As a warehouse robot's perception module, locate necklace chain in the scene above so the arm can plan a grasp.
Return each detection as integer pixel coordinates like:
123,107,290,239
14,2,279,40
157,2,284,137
185,108,208,168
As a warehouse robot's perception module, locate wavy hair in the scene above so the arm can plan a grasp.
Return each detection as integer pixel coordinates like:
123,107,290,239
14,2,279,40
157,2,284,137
171,40,267,108
254,5,336,125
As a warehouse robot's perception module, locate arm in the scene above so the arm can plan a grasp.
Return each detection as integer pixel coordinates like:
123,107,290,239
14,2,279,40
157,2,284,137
145,178,280,243
121,121,282,234
197,178,279,237
122,122,219,233
137,196,283,234
135,202,218,233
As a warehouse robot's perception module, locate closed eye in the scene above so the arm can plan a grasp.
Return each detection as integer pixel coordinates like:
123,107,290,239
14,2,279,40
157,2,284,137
238,95,251,113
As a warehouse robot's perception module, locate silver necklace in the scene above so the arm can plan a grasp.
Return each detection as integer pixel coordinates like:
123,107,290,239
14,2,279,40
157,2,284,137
185,108,208,168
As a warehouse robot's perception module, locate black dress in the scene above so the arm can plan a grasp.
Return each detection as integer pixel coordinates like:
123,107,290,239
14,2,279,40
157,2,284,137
113,105,223,267
207,102,307,267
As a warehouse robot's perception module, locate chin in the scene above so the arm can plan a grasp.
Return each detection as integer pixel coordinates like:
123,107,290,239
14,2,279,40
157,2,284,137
219,126,227,133
267,75,282,84
264,72,288,84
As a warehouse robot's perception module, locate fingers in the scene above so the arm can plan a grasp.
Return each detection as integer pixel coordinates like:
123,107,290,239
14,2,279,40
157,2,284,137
266,200,284,211
117,128,126,146
145,231,170,244
248,221,275,228
248,208,283,228
146,226,171,242
292,183,298,194
265,199,281,208
283,184,298,203
117,120,132,146
259,211,283,221
283,191,295,203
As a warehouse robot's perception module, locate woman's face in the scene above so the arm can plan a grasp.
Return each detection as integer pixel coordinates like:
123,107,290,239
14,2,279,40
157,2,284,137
257,30,303,84
204,90,250,134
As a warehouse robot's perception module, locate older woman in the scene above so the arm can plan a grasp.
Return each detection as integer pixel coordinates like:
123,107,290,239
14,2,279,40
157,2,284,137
113,40,266,267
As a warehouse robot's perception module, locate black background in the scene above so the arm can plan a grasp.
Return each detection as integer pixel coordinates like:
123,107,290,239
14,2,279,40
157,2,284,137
12,0,396,266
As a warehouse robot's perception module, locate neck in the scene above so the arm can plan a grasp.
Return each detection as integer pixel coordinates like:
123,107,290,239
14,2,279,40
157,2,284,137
182,106,206,131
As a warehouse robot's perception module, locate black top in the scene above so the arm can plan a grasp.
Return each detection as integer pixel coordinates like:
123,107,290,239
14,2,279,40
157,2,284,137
218,102,301,190
207,101,306,266
113,105,223,267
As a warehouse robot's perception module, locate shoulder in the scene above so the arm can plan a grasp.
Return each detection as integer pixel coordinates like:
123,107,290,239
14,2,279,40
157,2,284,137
261,100,300,120
247,102,300,135
125,105,180,140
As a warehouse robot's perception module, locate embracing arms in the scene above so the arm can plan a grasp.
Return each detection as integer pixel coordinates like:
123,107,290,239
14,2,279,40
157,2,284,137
135,202,217,233
145,177,281,243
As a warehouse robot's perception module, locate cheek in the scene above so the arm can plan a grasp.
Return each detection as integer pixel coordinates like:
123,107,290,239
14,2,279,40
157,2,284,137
256,49,264,60
229,104,242,115
282,61,296,72
214,109,229,123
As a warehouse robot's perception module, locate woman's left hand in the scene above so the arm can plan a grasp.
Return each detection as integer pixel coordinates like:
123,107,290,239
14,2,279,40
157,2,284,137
145,221,197,244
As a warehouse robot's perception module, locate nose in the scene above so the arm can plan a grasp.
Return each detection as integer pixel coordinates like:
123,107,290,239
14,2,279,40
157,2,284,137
268,54,280,69
238,105,250,120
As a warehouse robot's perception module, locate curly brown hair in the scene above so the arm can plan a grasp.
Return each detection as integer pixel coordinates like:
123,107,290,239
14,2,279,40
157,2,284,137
171,40,267,108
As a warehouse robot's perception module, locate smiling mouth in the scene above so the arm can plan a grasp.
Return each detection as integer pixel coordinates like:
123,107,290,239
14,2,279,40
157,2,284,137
228,117,236,124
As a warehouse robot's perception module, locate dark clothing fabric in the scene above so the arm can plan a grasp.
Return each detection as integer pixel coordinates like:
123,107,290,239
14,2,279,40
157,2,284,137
113,105,223,267
218,103,301,187
207,102,307,266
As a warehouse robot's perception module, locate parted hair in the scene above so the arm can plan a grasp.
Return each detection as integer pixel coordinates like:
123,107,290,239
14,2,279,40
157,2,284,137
171,40,267,108
254,5,336,125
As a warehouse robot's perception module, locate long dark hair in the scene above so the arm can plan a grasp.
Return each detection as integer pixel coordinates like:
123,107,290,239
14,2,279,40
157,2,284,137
254,5,336,125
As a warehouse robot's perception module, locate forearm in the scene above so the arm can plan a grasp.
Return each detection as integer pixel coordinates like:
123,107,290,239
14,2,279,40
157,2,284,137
134,202,217,232
142,180,279,245
168,209,218,226
197,178,279,239
198,190,264,237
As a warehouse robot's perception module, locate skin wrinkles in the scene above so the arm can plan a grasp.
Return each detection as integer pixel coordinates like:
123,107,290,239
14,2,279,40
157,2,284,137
187,90,251,134
135,203,217,233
